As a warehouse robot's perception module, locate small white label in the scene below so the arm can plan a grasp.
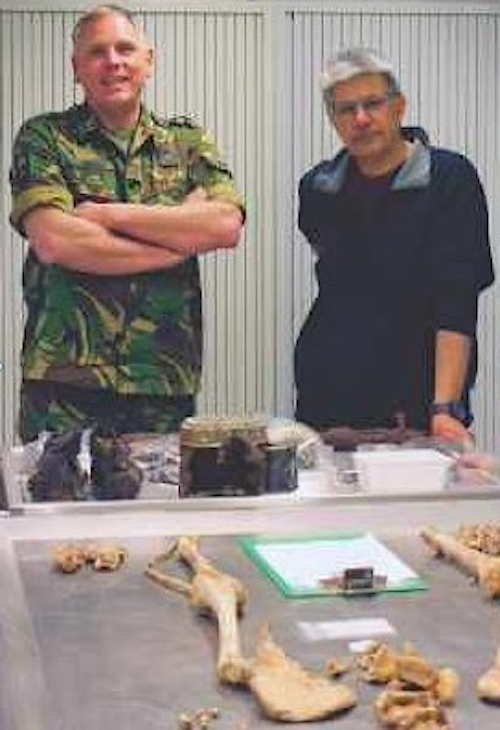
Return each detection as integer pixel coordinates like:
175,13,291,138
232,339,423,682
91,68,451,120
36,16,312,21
298,617,396,642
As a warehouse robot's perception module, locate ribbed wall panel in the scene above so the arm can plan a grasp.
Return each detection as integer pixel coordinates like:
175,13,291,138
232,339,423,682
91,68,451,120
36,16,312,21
1,4,499,453
0,10,81,449
139,9,267,417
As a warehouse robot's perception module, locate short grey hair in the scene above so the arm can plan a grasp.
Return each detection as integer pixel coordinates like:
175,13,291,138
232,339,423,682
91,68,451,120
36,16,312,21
72,5,139,45
321,48,401,120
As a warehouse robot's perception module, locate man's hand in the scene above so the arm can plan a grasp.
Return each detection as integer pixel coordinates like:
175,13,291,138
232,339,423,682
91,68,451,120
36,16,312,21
431,413,474,447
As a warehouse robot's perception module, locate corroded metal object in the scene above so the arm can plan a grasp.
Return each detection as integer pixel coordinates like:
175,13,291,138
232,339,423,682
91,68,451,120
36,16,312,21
180,416,297,496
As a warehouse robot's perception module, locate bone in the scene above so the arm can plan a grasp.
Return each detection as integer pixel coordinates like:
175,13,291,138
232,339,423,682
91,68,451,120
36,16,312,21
146,536,249,685
248,624,356,722
421,526,500,598
477,648,500,703
374,688,451,729
356,641,459,704
146,537,357,722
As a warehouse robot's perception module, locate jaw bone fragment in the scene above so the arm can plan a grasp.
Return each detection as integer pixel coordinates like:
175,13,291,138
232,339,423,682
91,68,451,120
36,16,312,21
146,537,356,722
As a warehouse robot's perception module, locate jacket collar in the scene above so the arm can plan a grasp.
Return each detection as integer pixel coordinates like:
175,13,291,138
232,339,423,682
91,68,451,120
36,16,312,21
312,127,431,194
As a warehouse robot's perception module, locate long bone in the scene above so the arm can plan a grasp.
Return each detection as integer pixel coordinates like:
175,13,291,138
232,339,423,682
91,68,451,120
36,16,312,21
421,526,500,598
146,537,357,722
146,536,249,684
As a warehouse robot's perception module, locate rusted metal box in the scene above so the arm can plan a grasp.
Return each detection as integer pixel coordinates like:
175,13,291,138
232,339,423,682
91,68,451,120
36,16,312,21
180,416,297,497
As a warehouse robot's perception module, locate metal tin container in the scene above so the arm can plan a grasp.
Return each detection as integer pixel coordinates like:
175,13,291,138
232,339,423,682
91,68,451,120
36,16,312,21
180,416,297,496
266,443,298,493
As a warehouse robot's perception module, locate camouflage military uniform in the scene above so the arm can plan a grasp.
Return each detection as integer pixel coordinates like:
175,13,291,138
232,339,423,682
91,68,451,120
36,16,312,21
10,104,243,441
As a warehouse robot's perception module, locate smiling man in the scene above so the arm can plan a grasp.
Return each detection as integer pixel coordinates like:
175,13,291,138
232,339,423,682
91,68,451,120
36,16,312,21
294,48,494,444
10,5,245,442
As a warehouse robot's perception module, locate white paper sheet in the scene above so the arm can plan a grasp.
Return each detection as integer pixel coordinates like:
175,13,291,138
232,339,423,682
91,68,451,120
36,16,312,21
255,532,418,592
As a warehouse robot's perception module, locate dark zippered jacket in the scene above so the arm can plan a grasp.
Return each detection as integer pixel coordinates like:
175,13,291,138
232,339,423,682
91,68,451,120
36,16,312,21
295,127,494,430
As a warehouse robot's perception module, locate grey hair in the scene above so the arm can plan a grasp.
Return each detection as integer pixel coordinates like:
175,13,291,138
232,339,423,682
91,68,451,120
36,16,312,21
72,5,139,45
321,48,401,120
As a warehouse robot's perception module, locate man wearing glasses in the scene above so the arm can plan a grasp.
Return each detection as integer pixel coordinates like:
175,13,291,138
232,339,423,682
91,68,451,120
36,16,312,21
294,48,494,444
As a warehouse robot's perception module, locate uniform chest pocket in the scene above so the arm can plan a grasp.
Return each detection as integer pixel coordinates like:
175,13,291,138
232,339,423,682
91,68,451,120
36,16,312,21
145,163,192,203
66,160,118,203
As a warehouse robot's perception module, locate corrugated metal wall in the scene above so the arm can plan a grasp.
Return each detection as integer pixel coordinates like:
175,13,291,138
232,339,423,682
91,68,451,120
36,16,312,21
1,2,499,452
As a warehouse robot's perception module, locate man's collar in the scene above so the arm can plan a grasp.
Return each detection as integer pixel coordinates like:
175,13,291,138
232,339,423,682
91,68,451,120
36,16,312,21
72,103,156,145
311,127,431,194
393,137,431,190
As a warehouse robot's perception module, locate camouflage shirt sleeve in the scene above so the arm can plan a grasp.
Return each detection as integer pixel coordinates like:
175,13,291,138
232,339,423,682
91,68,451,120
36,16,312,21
167,119,246,217
9,115,74,236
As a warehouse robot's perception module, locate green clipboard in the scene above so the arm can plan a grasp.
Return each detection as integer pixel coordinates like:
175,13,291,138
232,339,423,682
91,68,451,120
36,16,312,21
239,531,427,598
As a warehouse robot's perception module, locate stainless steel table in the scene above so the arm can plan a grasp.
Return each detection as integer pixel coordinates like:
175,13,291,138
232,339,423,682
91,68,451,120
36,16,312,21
2,475,500,730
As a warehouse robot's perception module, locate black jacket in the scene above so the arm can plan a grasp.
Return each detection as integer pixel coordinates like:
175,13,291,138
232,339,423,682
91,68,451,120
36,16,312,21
295,128,494,430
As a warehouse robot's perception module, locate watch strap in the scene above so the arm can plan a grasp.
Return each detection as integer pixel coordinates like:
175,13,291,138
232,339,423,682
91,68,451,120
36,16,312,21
429,401,471,426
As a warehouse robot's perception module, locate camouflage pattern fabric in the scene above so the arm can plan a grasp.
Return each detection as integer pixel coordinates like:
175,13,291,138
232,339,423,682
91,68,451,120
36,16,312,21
10,104,244,402
19,380,194,444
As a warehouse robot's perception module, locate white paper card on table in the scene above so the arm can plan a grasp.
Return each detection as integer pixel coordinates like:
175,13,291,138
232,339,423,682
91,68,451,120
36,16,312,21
298,617,396,642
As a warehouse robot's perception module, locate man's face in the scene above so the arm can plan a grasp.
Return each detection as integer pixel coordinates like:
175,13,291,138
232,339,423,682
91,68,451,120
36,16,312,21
331,73,406,166
72,12,153,122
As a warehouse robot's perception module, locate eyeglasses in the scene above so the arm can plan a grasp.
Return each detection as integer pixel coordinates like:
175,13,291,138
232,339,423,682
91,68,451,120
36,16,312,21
332,93,396,122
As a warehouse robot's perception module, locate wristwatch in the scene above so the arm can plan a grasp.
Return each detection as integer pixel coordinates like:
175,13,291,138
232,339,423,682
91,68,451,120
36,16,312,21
429,401,471,426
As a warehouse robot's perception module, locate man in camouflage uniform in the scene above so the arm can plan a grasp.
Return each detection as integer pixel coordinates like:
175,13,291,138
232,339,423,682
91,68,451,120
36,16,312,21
10,4,244,442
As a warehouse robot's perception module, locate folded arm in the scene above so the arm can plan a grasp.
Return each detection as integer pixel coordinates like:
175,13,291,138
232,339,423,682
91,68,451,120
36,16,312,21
74,187,244,256
24,207,188,275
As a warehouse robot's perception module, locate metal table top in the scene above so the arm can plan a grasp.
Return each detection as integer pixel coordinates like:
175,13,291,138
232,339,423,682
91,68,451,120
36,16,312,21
2,492,500,730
